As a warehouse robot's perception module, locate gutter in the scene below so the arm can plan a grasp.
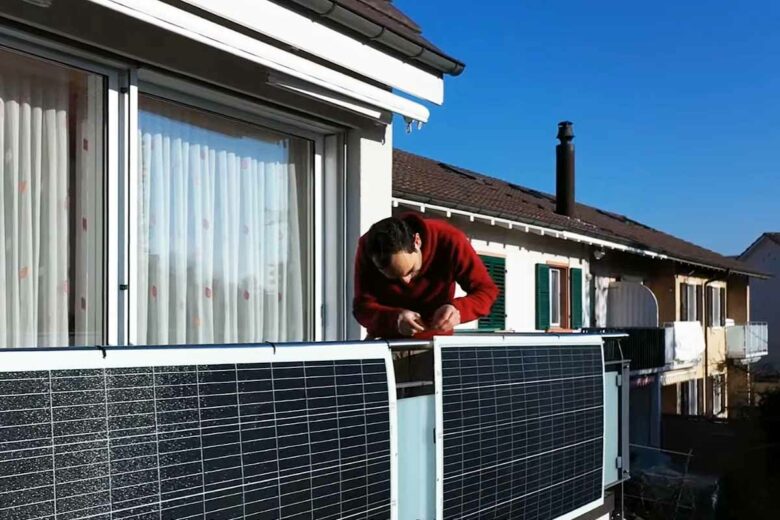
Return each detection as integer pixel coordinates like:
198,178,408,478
285,0,465,76
392,194,770,279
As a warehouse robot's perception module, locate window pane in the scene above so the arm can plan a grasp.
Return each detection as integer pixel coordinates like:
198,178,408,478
549,269,560,326
713,288,721,326
712,375,723,415
687,285,697,321
0,48,104,347
136,95,312,344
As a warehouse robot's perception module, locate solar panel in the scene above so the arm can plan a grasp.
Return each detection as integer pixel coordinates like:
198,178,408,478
0,343,397,520
434,335,604,520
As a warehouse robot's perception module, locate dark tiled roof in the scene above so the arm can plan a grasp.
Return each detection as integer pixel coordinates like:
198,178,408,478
394,149,767,277
335,0,421,34
740,232,780,259
333,0,452,57
767,233,780,246
283,0,463,74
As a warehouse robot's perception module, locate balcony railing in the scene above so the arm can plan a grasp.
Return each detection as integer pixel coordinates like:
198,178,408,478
726,322,769,362
584,327,666,371
585,322,706,372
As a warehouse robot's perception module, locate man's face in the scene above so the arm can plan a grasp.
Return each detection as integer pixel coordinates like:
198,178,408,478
375,233,422,284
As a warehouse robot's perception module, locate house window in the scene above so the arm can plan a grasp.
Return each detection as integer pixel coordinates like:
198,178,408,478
0,46,105,347
679,379,699,416
550,268,562,327
711,374,725,416
680,282,701,322
535,264,583,330
134,95,313,345
478,255,505,331
707,286,726,327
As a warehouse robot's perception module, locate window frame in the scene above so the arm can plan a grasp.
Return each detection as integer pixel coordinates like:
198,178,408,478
708,285,726,328
711,374,725,416
547,264,571,330
0,26,348,347
129,73,340,345
680,282,700,322
0,32,127,347
549,268,562,328
536,262,582,332
679,379,700,416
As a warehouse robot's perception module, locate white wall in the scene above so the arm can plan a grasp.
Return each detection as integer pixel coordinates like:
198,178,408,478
593,276,615,328
470,237,589,332
742,238,780,370
346,125,393,340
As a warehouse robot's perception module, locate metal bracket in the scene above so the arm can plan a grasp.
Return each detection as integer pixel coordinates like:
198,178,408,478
615,456,623,470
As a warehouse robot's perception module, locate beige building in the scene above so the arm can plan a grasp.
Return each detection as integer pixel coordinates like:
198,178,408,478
392,138,768,448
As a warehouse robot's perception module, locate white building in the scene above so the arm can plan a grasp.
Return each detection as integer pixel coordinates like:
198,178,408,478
392,129,768,443
0,0,463,347
739,233,780,372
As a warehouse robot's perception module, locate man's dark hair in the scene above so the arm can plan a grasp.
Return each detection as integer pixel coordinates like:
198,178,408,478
365,217,417,269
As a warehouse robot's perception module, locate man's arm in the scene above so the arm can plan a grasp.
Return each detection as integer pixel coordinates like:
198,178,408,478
352,239,404,337
450,232,499,324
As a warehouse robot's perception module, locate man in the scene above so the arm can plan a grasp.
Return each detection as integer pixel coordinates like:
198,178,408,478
353,213,499,339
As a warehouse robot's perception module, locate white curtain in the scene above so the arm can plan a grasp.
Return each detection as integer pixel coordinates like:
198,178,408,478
0,51,101,348
137,97,307,345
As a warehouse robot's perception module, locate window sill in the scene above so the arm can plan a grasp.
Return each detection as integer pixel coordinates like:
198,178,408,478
547,328,575,333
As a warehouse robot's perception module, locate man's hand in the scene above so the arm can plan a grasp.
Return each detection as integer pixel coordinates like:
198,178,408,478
431,304,461,332
397,310,427,337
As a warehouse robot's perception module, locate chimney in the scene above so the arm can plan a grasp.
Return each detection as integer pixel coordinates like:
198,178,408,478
556,121,575,217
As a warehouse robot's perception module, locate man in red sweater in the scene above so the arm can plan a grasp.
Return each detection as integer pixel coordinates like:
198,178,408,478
353,213,499,339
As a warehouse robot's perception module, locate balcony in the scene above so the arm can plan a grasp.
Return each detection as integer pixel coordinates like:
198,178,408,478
585,321,705,372
393,334,628,519
0,333,626,520
584,327,666,371
726,322,769,363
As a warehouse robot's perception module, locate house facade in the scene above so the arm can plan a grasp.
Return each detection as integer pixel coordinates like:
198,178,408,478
739,233,780,376
392,127,768,447
0,0,465,348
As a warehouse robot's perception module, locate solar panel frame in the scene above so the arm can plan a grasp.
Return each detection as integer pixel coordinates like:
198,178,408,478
434,335,605,520
0,342,398,520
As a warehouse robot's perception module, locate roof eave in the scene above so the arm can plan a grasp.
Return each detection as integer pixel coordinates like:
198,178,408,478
740,232,780,260
392,192,771,279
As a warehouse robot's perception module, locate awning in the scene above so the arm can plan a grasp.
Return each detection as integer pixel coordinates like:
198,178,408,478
87,0,431,122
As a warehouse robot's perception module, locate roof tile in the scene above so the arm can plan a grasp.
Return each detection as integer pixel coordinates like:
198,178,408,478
393,149,765,277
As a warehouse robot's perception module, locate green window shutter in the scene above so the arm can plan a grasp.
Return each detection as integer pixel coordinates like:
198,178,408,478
570,267,583,329
535,264,550,331
478,255,506,331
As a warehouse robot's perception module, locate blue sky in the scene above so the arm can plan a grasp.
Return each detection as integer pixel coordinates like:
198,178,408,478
393,0,779,256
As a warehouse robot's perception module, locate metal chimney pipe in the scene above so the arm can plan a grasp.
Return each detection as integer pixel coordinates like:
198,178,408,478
556,121,575,217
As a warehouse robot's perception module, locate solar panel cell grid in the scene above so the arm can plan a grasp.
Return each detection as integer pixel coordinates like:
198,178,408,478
436,340,604,520
0,348,394,520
